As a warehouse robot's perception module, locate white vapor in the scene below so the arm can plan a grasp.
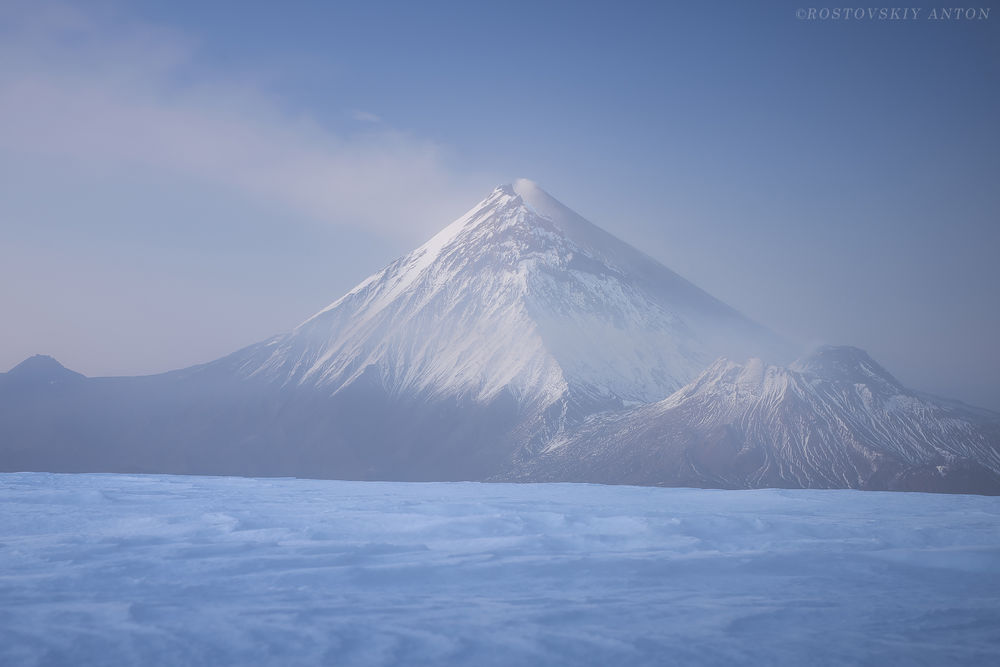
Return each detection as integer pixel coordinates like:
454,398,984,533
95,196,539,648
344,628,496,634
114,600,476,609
352,110,383,123
0,1,478,242
0,0,491,378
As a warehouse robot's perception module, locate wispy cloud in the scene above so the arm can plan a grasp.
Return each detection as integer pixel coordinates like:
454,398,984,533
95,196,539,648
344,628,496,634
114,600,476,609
352,110,382,123
0,1,480,241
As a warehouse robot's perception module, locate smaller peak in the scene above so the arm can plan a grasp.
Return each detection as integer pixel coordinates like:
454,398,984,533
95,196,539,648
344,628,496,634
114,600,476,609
667,356,788,407
792,345,903,391
11,354,62,370
7,354,84,382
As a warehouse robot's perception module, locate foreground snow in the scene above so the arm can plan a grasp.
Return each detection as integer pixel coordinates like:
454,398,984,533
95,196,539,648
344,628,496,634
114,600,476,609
1,474,998,666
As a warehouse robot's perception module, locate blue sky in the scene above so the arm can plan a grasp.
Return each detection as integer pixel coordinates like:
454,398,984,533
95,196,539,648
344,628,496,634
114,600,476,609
1,0,998,409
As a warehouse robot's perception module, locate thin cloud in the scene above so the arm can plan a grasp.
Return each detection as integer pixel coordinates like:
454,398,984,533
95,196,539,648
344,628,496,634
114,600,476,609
352,110,382,123
0,1,479,242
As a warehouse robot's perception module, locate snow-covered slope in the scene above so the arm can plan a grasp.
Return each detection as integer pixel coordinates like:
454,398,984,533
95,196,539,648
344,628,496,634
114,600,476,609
509,346,1000,493
5,473,1000,666
231,180,789,420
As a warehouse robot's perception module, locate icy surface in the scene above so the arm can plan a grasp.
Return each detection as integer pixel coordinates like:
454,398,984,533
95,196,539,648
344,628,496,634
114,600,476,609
2,473,999,666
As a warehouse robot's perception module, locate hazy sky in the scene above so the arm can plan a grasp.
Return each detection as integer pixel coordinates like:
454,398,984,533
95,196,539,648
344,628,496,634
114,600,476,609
1,0,998,410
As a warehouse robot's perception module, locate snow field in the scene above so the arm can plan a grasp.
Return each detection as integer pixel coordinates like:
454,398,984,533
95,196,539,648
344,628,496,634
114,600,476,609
1,473,998,666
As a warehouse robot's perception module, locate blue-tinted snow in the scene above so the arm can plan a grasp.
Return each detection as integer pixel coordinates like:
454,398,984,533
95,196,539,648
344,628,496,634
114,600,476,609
1,473,998,666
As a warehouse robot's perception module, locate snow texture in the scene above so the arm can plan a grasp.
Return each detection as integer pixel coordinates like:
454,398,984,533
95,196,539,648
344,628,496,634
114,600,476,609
2,473,999,666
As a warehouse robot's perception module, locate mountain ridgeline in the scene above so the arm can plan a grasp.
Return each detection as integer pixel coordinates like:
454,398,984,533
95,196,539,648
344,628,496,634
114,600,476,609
3,181,999,493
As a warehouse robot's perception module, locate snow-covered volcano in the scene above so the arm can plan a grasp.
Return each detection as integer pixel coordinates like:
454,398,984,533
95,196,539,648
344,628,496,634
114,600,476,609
0,180,792,482
234,180,789,419
508,346,1000,493
6,181,996,493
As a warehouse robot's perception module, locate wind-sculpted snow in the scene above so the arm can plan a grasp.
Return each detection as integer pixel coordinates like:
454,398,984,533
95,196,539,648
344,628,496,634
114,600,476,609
2,474,999,667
